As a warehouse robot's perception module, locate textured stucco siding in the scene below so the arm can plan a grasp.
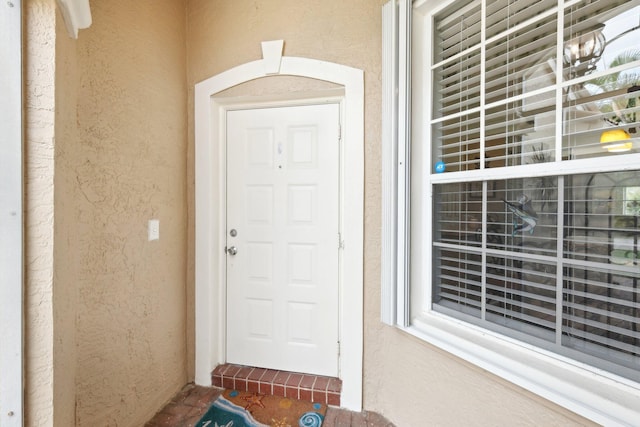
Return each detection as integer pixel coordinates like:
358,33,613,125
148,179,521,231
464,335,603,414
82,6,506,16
72,1,188,425
24,1,56,425
26,0,189,425
53,3,79,426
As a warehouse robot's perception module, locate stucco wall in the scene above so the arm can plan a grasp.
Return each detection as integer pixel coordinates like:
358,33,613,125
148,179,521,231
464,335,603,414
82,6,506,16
53,4,79,426
24,1,56,425
186,1,594,426
70,1,188,425
25,1,189,425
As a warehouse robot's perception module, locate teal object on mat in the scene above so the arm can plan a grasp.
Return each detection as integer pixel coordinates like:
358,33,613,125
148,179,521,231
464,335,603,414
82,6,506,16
196,395,266,427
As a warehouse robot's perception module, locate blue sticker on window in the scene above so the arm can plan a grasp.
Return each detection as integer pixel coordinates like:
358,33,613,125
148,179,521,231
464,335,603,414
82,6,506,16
435,161,446,173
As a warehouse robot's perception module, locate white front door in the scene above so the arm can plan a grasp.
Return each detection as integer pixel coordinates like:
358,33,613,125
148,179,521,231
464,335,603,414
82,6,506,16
225,103,340,377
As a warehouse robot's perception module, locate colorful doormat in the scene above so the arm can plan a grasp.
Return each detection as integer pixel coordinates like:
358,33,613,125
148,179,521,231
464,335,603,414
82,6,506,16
196,389,326,427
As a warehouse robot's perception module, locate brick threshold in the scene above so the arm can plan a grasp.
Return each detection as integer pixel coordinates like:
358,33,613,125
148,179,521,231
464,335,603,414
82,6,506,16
212,363,341,406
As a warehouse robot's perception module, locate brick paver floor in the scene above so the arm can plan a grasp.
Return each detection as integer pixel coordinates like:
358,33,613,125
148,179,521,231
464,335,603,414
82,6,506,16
144,384,395,426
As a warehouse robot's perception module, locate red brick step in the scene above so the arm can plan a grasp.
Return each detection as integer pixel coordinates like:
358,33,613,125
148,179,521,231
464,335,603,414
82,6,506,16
212,363,341,406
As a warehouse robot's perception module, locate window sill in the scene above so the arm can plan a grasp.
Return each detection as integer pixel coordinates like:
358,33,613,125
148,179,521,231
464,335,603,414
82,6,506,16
404,312,640,426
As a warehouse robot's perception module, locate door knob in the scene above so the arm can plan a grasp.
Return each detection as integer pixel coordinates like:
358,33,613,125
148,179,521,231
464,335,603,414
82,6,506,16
226,246,238,256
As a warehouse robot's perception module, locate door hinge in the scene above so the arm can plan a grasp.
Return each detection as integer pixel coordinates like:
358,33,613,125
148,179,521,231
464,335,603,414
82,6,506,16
337,340,341,357
338,233,344,250
338,122,342,142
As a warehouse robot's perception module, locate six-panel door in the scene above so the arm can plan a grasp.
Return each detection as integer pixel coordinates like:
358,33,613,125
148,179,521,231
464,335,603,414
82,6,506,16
225,103,340,377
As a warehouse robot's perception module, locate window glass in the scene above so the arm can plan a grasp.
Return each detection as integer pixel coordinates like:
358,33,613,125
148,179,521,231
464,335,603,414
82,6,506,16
434,0,481,63
563,170,640,378
433,0,640,174
565,171,640,264
433,170,640,380
428,0,640,382
563,2,640,159
485,14,557,104
485,96,556,166
432,113,481,172
485,0,557,37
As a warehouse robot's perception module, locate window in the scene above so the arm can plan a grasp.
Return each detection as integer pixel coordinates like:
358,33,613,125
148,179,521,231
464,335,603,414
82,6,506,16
384,0,640,423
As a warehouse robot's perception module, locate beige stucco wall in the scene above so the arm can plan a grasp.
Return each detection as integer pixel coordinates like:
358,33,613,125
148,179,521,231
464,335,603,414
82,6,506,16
24,1,56,425
25,0,188,425
70,1,188,425
25,2,82,425
53,3,79,426
185,1,595,426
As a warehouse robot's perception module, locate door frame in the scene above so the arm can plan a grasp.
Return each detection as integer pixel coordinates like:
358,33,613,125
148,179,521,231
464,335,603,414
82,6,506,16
195,53,364,410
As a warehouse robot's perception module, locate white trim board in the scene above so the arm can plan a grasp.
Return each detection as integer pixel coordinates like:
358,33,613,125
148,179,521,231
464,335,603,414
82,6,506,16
194,55,364,410
0,1,24,425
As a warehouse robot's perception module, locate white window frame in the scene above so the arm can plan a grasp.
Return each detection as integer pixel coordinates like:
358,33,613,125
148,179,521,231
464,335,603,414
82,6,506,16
382,0,640,424
382,0,412,327
0,1,24,426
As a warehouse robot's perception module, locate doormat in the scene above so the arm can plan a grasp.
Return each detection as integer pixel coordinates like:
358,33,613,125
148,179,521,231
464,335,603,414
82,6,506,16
196,389,326,427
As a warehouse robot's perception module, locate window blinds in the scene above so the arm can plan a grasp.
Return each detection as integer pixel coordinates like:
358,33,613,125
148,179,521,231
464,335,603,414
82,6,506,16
431,0,640,382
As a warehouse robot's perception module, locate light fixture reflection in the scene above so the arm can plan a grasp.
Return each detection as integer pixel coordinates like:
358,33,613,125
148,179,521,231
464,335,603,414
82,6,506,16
600,129,633,152
564,26,606,76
